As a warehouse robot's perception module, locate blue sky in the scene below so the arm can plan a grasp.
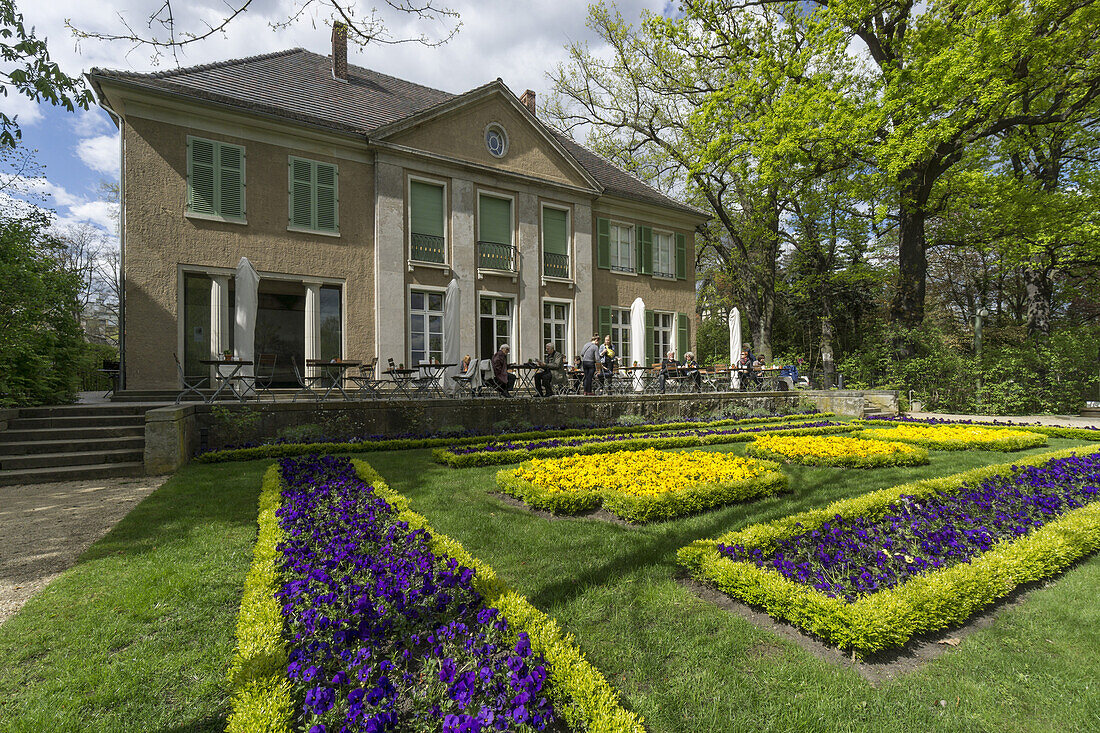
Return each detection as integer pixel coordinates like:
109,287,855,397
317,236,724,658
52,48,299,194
5,0,673,239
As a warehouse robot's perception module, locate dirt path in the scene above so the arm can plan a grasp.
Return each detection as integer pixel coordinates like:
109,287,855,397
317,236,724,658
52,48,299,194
0,475,166,625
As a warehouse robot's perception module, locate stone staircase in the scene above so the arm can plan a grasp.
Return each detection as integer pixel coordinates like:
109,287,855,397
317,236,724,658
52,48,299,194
0,404,151,485
863,396,887,418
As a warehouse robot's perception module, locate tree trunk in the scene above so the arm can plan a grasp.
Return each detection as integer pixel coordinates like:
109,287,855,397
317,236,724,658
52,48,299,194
821,298,835,389
1024,264,1052,340
890,173,930,358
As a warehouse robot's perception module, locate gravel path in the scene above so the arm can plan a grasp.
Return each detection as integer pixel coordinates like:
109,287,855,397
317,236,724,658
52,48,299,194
0,475,166,625
907,412,1100,428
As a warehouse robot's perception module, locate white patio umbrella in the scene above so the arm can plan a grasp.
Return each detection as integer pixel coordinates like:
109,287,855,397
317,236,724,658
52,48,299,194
234,257,259,380
442,278,461,394
728,307,741,390
630,297,646,391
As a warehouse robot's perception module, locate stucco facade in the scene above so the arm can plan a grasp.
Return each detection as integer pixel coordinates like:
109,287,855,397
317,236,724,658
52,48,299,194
91,46,708,391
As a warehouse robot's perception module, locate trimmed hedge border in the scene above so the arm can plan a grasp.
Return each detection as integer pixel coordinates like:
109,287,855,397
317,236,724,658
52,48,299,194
678,446,1100,655
434,424,854,468
496,455,787,523
196,412,833,464
852,425,1048,452
745,435,929,468
225,459,644,732
855,418,1100,442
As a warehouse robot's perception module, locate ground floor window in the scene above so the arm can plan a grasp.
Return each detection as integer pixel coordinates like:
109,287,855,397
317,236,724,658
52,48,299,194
653,311,674,361
479,296,513,359
609,308,630,365
182,272,233,379
410,290,445,365
542,301,570,358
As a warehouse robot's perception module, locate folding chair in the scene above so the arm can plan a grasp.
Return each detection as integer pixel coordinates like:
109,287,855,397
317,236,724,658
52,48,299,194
291,355,323,402
250,353,278,401
174,353,208,404
98,359,121,399
451,358,480,397
347,357,385,399
410,361,439,398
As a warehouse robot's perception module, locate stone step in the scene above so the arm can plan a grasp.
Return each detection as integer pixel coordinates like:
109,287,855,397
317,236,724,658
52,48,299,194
0,425,145,443
0,461,146,486
0,448,144,471
1081,407,1100,418
17,403,154,418
9,415,146,431
0,436,145,456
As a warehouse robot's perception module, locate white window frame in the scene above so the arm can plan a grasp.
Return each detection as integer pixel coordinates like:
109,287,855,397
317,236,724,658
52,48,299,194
609,307,631,366
478,290,517,361
408,284,447,367
540,202,573,284
541,297,574,362
653,229,675,279
407,174,450,271
609,221,635,273
653,310,675,360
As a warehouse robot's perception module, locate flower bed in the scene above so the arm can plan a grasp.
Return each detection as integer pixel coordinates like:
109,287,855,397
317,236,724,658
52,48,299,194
860,415,1100,441
678,447,1100,654
198,412,831,464
226,456,644,732
745,434,928,468
497,449,787,523
435,422,852,468
853,424,1047,451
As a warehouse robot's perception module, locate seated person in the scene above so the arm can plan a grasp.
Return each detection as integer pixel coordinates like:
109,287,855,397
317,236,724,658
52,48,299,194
657,350,679,393
534,341,566,397
570,355,583,393
682,351,702,392
490,344,516,397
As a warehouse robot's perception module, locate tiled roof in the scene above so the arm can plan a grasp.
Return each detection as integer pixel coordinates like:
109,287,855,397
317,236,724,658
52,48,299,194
89,49,707,218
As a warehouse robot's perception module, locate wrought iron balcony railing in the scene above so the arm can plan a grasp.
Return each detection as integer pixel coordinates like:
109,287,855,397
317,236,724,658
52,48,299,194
542,252,570,279
411,232,445,263
477,241,516,271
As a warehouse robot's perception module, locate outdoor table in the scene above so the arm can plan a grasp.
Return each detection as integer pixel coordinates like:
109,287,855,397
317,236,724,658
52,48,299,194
307,359,361,400
419,363,457,398
618,365,647,393
510,363,541,395
199,358,254,403
383,368,418,398
704,368,732,392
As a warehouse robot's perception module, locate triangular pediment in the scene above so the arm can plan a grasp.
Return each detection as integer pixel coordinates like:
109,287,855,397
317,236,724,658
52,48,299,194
371,84,600,191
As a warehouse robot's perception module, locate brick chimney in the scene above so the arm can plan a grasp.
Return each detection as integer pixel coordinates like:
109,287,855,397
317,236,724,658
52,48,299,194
520,89,536,114
331,22,348,81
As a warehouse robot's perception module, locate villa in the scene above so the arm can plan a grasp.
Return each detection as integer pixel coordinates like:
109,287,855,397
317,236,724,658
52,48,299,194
87,25,708,389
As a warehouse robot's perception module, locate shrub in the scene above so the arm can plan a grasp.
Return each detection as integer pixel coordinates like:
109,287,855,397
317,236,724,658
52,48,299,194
746,434,929,468
275,423,326,444
615,414,648,427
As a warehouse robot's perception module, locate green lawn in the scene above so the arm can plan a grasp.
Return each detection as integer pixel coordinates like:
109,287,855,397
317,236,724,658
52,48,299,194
2,438,1098,732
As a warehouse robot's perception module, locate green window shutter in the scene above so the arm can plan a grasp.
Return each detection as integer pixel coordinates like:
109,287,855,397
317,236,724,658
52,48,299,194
187,138,217,215
217,143,245,220
597,217,610,269
637,226,653,276
410,181,445,238
479,195,512,245
645,309,655,365
542,207,568,256
289,158,313,229
677,312,689,356
598,306,611,341
675,232,687,280
316,162,338,232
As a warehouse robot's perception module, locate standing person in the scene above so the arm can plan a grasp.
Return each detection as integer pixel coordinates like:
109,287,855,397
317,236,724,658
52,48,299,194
534,341,565,397
657,350,679,393
735,349,752,391
598,334,616,394
579,334,600,395
490,344,515,397
683,351,702,392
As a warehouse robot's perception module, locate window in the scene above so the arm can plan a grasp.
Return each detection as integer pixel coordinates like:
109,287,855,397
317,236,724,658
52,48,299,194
543,301,570,358
288,157,338,233
319,286,342,360
409,179,446,263
609,308,630,364
653,311,675,361
653,231,674,278
609,223,634,272
187,137,245,221
410,290,445,365
485,123,508,157
479,296,513,359
542,206,570,278
478,194,515,271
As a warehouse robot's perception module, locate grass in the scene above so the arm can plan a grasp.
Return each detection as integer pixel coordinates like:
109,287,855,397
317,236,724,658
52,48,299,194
2,437,1098,731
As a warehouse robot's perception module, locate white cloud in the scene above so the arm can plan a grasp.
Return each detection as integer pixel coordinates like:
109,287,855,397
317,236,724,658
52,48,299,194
64,199,119,232
76,133,120,176
2,176,117,234
0,85,45,127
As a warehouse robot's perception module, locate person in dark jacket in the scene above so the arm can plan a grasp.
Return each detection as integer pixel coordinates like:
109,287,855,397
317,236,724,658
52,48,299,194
534,342,566,396
657,350,679,393
579,334,600,395
683,351,702,392
490,344,515,396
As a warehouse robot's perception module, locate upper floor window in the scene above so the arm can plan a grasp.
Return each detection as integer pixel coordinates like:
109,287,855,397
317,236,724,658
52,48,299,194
288,157,339,234
609,223,634,272
541,205,570,279
409,179,446,263
478,193,515,271
653,230,674,278
187,137,245,222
